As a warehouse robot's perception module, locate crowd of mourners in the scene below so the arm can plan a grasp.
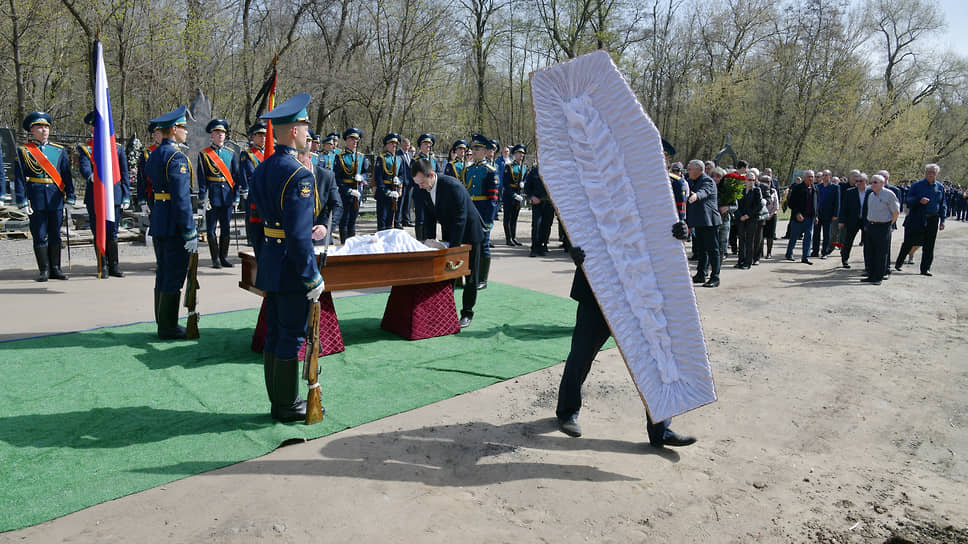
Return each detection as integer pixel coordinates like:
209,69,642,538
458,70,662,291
673,159,957,287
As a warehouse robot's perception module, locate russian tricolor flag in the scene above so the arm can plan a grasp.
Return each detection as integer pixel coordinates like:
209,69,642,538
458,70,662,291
91,40,121,257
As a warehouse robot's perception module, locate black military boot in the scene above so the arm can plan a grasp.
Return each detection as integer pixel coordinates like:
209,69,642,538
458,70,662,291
153,288,161,323
477,256,491,290
414,224,424,241
504,223,514,246
95,248,108,278
339,228,347,243
157,290,187,340
271,357,307,422
48,245,68,280
263,351,276,404
218,232,233,267
33,246,49,282
107,241,124,277
208,238,221,268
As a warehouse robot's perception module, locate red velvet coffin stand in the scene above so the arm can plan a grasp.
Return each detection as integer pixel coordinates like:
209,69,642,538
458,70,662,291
250,281,459,357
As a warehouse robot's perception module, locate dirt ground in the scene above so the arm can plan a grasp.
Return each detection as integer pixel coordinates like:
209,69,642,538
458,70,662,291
1,213,966,543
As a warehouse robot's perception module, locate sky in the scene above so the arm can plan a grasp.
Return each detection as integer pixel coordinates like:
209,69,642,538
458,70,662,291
937,0,968,57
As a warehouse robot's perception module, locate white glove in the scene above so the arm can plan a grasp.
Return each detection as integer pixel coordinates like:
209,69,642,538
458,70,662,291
354,174,364,182
26,205,34,216
306,276,325,301
121,199,131,210
349,189,361,199
514,193,524,202
140,204,150,214
393,177,402,186
184,236,198,253
204,199,212,211
389,191,400,199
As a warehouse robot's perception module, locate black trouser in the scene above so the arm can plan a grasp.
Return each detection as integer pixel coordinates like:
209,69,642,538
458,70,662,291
840,222,861,264
555,293,670,440
531,200,554,249
460,241,482,319
895,215,940,273
694,225,721,280
736,218,758,267
865,223,891,281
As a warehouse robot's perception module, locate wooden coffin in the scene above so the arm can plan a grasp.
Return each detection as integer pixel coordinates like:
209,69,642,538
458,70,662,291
239,245,472,296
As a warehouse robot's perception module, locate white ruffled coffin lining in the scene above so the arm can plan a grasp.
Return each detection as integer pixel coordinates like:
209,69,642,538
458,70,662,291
531,50,716,422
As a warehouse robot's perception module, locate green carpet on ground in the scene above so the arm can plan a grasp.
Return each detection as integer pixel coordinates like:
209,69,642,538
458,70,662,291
0,282,614,532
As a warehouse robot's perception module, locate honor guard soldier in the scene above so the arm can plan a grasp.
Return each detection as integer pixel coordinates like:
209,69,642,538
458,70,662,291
526,164,555,257
333,127,369,241
320,132,339,170
410,133,441,240
461,133,499,289
248,93,323,422
502,144,527,246
198,118,241,268
78,110,131,278
136,122,162,212
444,140,467,178
14,111,76,281
374,132,403,230
145,106,199,340
241,121,267,256
308,130,321,168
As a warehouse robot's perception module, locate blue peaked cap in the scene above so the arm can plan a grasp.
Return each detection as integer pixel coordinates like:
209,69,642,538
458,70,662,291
150,106,188,129
23,111,52,132
260,93,310,125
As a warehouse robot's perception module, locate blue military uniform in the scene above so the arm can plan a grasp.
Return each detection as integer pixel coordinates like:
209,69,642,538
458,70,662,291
410,133,441,240
197,118,241,268
461,133,499,289
443,140,467,178
240,121,267,257
13,111,76,281
374,132,403,230
501,144,527,246
145,106,198,340
319,132,339,170
248,93,321,422
333,127,369,241
78,110,131,278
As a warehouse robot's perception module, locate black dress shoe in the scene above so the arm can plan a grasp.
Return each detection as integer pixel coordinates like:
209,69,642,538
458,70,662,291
529,250,538,257
654,430,697,448
895,265,903,271
842,263,851,269
820,254,828,260
921,271,933,276
702,279,720,288
459,316,472,328
801,259,813,265
785,255,795,261
691,274,706,284
558,417,582,438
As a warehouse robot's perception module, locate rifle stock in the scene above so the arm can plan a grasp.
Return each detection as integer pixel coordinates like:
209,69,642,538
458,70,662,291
185,252,200,339
304,300,323,424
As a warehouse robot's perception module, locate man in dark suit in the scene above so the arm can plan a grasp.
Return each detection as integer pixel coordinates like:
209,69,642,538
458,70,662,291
837,174,867,269
685,159,722,287
815,171,840,258
412,158,485,329
784,169,818,264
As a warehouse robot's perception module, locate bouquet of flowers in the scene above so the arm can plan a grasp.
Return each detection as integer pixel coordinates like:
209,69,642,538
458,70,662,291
719,171,745,206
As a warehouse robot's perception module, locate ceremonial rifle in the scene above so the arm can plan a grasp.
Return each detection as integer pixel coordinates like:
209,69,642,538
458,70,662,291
303,212,333,425
185,252,200,339
64,208,71,272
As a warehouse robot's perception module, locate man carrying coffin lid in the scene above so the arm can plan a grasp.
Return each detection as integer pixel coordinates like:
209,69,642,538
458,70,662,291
14,111,77,282
248,93,324,422
556,223,698,447
240,121,268,257
197,118,241,268
145,106,199,340
333,127,370,242
78,110,131,278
